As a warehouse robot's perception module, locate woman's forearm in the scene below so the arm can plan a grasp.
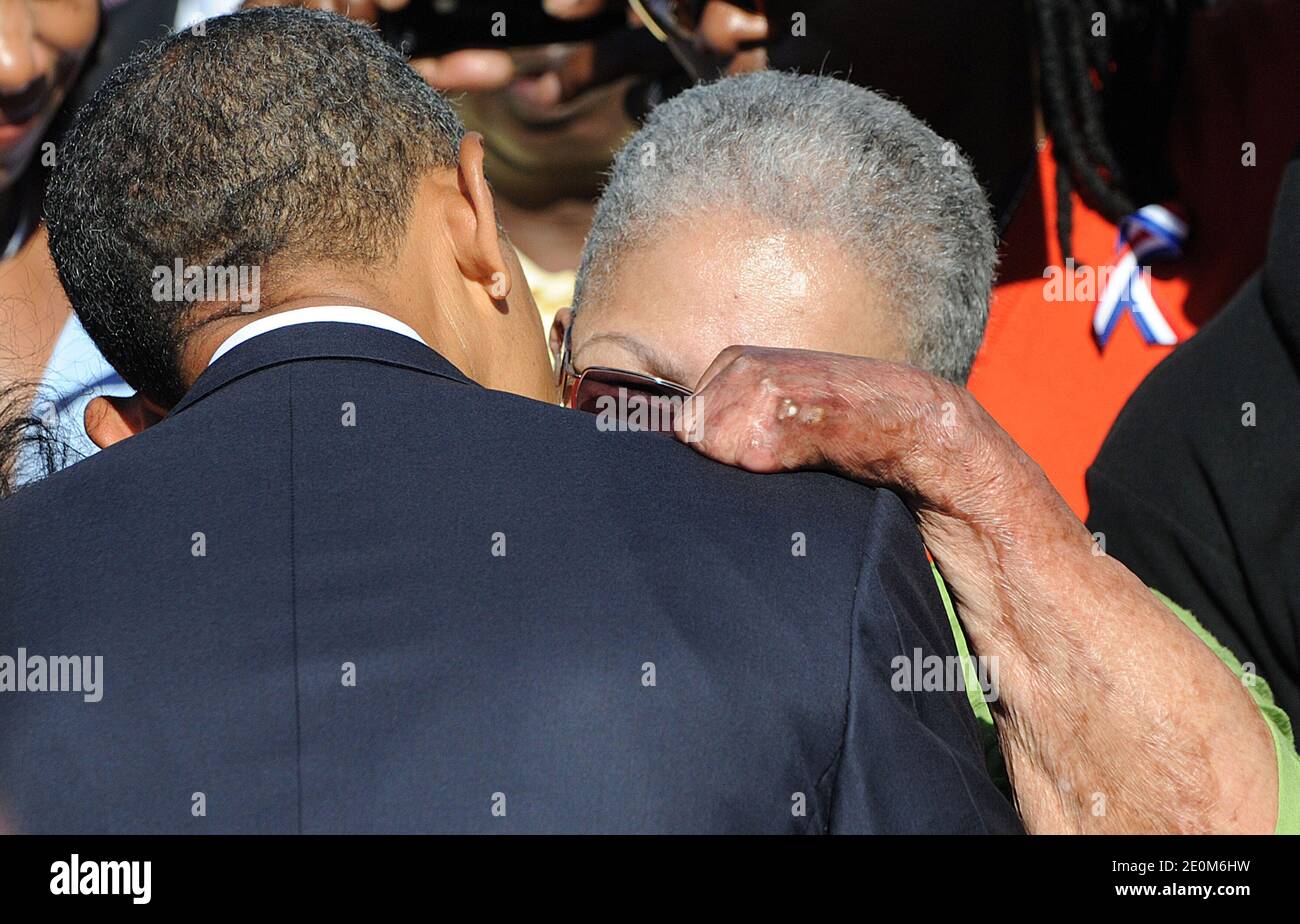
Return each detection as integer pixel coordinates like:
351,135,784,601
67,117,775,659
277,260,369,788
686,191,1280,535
681,346,1278,833
916,433,1277,833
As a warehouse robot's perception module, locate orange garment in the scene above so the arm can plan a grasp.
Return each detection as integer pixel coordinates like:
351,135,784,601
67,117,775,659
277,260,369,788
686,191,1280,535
967,0,1300,518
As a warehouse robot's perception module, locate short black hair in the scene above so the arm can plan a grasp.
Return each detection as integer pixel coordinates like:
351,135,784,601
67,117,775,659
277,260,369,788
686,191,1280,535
45,8,465,406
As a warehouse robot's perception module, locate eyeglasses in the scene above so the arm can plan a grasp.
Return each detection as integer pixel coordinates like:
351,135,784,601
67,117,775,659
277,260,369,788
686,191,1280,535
556,318,694,434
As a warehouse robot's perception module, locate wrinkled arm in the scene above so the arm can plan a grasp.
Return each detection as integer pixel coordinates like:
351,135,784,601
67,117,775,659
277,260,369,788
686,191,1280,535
678,346,1278,833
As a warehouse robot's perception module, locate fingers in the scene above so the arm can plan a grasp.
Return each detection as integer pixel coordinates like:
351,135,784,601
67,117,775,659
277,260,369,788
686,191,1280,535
345,0,380,21
674,344,749,450
542,0,608,20
691,343,752,394
675,346,812,473
698,1,770,55
508,70,563,106
676,346,941,485
411,49,516,91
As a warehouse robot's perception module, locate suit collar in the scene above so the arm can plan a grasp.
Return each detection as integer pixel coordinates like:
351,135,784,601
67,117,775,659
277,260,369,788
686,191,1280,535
172,321,476,415
207,305,429,366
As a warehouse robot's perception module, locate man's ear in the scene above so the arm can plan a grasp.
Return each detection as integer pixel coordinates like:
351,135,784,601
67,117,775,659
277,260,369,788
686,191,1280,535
84,394,166,450
455,131,512,302
549,307,573,365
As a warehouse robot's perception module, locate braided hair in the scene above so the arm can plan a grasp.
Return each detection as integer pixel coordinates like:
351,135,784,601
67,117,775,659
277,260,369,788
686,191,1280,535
1032,0,1201,261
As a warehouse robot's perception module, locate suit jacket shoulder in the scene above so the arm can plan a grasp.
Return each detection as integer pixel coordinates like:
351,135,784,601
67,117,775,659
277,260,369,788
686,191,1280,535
0,324,1017,833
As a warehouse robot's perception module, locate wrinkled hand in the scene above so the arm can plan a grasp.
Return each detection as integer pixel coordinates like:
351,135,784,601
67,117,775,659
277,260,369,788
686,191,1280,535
674,345,1025,520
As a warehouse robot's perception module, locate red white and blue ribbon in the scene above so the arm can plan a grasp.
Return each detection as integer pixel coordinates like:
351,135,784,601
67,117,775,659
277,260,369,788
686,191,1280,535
1093,204,1187,349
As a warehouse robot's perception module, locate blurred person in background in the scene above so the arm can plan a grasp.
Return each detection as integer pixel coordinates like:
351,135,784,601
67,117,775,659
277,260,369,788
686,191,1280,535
964,0,1300,517
0,0,100,247
451,41,636,335
0,0,113,489
1087,147,1300,724
556,70,1298,833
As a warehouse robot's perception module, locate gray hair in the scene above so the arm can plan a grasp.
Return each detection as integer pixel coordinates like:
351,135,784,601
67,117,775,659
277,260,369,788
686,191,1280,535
573,71,996,383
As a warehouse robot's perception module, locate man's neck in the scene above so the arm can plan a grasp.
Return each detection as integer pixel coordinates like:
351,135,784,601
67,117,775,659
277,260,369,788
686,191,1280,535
181,289,448,389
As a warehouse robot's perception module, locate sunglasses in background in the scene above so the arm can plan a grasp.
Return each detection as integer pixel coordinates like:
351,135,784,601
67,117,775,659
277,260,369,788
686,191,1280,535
556,320,694,434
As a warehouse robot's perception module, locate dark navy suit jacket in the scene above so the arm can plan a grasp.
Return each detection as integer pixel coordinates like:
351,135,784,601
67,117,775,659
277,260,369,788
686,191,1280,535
0,322,1020,833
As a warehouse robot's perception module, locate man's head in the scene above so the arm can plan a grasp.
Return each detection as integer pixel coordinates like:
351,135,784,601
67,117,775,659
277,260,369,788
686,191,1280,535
561,70,995,389
45,8,553,409
0,0,99,191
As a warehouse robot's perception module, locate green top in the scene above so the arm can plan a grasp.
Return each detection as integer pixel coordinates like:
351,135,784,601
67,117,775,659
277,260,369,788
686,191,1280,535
931,567,1300,834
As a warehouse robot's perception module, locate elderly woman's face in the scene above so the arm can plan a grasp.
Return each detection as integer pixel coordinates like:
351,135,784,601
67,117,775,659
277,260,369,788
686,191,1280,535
0,0,99,192
558,211,905,391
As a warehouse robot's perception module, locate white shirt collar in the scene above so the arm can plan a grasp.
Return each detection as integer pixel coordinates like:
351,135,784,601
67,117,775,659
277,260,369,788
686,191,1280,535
207,305,428,367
